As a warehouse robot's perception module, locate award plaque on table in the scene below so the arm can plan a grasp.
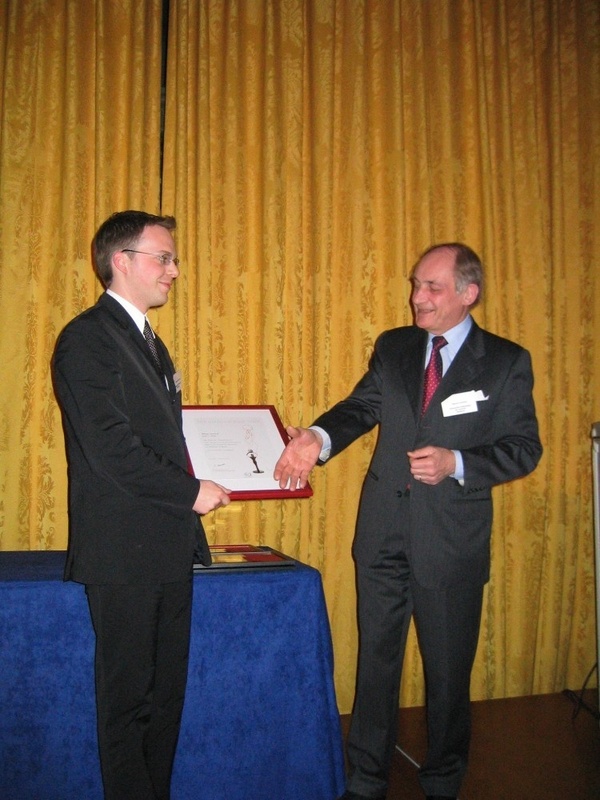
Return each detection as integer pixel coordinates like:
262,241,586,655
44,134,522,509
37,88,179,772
182,405,313,500
194,544,296,571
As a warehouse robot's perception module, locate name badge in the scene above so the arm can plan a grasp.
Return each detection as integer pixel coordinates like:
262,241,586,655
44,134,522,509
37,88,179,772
441,390,488,417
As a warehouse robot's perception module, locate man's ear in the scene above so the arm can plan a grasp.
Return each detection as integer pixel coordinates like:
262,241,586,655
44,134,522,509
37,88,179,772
463,283,479,306
112,250,129,277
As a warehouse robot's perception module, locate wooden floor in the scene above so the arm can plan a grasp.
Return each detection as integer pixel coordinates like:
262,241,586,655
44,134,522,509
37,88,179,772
340,690,600,799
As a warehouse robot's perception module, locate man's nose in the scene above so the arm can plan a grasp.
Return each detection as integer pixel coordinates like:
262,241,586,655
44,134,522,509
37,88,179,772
412,286,425,303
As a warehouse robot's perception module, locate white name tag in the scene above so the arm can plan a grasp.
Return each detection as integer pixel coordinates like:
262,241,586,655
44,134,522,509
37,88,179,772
441,390,488,417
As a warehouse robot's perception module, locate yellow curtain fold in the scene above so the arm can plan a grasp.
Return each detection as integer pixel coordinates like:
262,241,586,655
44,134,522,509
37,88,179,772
162,0,599,712
0,0,164,550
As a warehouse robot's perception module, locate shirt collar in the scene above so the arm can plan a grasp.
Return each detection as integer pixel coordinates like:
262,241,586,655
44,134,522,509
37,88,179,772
106,289,147,335
426,315,473,362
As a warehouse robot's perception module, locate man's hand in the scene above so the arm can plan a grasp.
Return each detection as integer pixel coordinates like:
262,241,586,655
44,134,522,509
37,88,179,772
407,446,455,486
193,480,232,514
273,426,322,490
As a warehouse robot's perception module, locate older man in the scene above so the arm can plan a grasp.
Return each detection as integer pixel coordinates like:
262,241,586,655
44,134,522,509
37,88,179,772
274,243,542,800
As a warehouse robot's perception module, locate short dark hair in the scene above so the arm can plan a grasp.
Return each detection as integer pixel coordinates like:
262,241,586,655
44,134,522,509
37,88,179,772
92,210,176,288
414,242,484,307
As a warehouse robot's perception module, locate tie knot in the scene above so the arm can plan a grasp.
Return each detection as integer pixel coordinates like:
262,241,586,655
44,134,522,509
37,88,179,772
432,335,447,352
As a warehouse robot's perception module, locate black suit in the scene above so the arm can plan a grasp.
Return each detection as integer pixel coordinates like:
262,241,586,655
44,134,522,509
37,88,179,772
52,292,209,799
313,321,542,797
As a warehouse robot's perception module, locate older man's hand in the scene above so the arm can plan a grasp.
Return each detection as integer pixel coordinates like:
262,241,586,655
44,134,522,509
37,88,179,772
273,426,322,490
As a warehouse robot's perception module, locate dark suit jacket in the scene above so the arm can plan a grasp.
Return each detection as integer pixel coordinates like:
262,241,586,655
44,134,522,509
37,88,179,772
313,322,542,589
52,293,210,584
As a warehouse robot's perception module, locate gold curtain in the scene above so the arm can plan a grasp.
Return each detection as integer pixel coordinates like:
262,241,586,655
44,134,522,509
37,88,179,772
161,0,600,712
0,0,598,715
0,0,164,550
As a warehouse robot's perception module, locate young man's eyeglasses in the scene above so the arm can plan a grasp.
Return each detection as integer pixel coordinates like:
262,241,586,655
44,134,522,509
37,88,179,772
122,249,180,267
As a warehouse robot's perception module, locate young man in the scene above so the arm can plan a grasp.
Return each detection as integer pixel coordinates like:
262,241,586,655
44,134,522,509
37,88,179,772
52,211,231,800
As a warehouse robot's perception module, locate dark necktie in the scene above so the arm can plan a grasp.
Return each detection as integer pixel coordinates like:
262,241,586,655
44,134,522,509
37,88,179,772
421,335,447,415
143,319,163,376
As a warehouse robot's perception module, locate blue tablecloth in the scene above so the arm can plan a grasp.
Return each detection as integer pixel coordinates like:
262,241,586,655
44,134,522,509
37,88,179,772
0,552,345,800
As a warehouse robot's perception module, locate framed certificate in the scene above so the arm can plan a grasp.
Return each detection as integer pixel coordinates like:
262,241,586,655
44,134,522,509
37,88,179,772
182,405,313,500
194,544,296,571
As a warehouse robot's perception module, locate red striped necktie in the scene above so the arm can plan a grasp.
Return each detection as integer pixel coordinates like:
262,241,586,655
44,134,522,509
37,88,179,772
421,335,447,415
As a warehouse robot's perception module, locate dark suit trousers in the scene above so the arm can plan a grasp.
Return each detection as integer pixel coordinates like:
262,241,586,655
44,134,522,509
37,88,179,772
346,548,483,798
86,579,193,800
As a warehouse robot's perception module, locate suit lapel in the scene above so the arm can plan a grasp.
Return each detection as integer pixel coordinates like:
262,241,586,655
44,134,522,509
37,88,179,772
154,333,179,402
98,294,177,414
427,322,486,412
398,322,487,422
397,328,429,421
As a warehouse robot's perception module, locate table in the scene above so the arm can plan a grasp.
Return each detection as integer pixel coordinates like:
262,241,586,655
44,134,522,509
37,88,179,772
0,552,345,800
